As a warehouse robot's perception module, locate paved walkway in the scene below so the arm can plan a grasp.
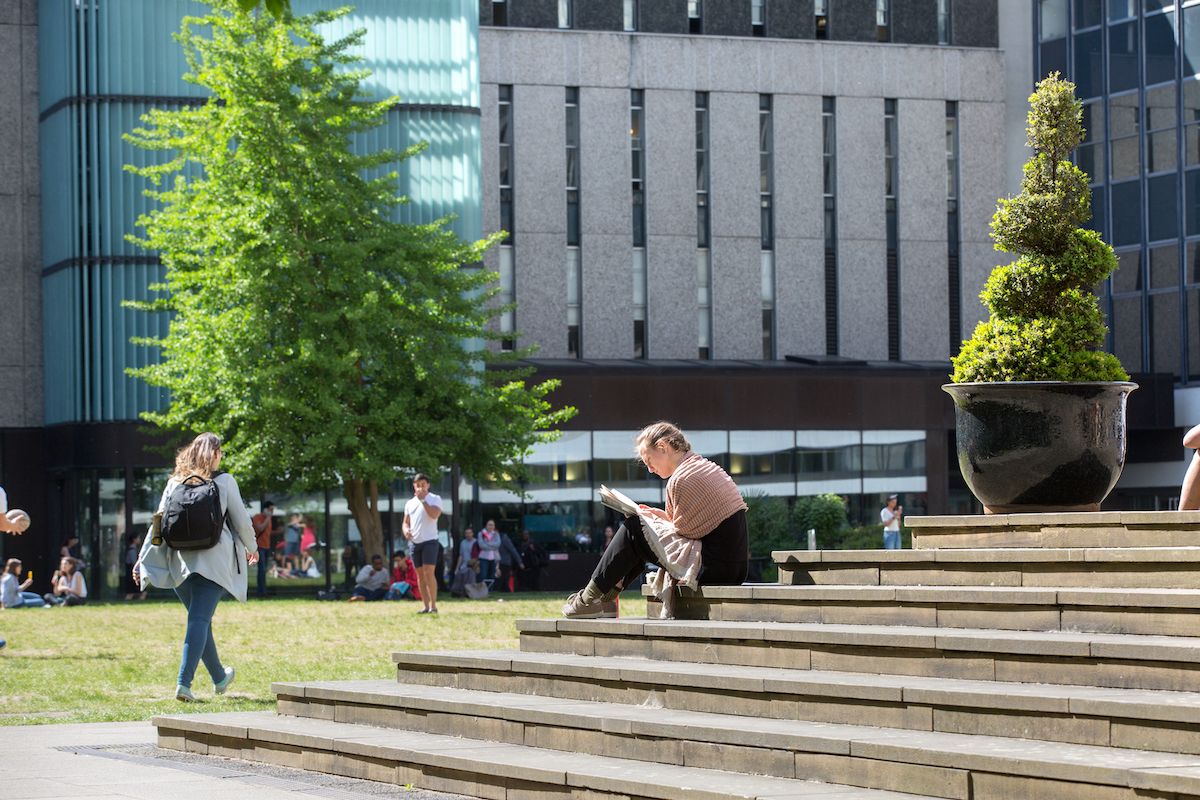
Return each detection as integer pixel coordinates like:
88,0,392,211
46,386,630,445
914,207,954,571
0,720,470,800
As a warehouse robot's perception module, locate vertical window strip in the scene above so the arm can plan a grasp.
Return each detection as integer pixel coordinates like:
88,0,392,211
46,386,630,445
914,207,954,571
760,94,775,359
697,91,711,359
689,0,703,33
624,0,638,31
937,0,952,45
566,87,581,357
823,95,838,355
632,89,647,358
876,0,890,42
815,0,828,39
947,101,962,357
499,84,515,351
558,0,573,29
752,0,765,35
493,0,508,26
885,98,900,361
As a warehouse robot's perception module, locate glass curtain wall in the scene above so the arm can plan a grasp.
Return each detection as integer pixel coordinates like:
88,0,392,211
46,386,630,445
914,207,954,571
1037,0,1200,383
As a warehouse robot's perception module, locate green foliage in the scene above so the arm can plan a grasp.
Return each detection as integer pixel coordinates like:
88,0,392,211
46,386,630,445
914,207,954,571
791,493,849,548
743,494,795,582
237,0,288,16
124,2,573,554
951,73,1129,384
825,524,911,550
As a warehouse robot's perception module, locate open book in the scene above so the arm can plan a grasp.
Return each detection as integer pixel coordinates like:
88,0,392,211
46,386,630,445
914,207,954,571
599,484,640,517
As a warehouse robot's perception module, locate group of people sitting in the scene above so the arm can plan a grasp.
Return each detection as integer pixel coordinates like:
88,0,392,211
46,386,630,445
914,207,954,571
348,553,423,602
1,556,88,608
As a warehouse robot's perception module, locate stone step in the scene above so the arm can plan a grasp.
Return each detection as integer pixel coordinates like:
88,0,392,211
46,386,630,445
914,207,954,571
382,649,1200,754
772,547,1200,589
639,584,1200,636
152,709,938,800
516,618,1200,692
907,511,1200,550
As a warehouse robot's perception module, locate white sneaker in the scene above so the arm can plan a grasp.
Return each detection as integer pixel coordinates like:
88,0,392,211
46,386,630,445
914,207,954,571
214,666,235,695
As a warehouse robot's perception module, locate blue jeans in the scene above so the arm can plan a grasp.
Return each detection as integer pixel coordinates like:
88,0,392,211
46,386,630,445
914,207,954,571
478,558,496,583
256,548,271,596
883,529,901,550
8,592,45,608
174,573,227,688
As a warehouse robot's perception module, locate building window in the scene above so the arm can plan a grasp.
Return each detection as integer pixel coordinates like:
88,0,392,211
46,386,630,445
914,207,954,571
938,0,952,45
823,96,838,355
492,0,508,27
498,84,515,351
633,249,647,358
566,87,580,247
566,87,581,358
688,0,703,34
499,246,515,351
752,0,765,36
760,95,774,359
815,0,828,39
946,101,961,357
499,85,514,245
624,0,638,32
696,92,710,249
568,249,581,357
876,0,890,42
884,98,899,360
558,0,573,29
696,92,711,359
631,89,645,248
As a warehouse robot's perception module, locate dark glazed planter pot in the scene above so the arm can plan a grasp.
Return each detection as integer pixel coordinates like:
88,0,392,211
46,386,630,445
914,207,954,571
943,381,1138,514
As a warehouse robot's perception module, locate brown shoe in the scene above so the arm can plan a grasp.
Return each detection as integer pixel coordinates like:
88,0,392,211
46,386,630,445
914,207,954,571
561,591,618,619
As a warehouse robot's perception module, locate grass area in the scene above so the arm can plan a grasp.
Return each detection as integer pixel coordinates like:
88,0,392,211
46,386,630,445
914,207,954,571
0,592,646,726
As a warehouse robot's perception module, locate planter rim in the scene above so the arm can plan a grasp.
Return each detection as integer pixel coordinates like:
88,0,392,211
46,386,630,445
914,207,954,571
942,381,1139,390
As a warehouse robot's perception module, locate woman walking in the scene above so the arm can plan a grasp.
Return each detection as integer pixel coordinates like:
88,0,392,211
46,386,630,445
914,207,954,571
562,421,749,618
134,432,257,701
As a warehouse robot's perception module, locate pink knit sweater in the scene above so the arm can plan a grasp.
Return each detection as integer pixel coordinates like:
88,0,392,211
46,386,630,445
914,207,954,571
665,452,747,539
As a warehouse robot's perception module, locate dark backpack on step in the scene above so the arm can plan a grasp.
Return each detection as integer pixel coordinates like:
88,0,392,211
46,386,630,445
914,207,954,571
162,472,227,550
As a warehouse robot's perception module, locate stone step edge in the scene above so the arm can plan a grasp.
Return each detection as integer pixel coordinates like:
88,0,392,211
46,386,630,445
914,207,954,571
513,618,1200,664
907,511,1200,528
382,649,1200,724
152,710,934,800
259,681,1200,797
638,584,1200,610
772,547,1200,565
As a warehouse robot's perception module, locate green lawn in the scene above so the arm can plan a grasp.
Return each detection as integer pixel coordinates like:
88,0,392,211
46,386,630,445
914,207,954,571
0,593,645,726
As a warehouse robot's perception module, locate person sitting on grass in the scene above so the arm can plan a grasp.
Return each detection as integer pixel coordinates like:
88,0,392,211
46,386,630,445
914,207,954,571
387,553,421,601
450,557,480,598
44,557,87,606
1,558,45,608
348,554,389,601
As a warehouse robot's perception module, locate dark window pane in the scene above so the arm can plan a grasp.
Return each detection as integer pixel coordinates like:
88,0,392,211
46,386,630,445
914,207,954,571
1145,0,1173,12
1040,38,1068,82
761,198,773,249
1145,11,1178,86
1151,243,1180,288
567,201,579,246
1074,30,1104,98
1110,22,1139,94
1150,290,1182,375
1112,180,1143,246
1149,173,1179,241
1191,240,1200,282
1114,248,1142,293
1075,0,1103,28
1082,100,1105,143
1148,127,1178,171
1190,289,1200,380
696,152,707,190
1112,294,1144,372
1187,169,1200,234
1112,136,1141,180
1186,6,1200,77
1109,0,1135,21
1088,184,1106,235
1078,142,1106,183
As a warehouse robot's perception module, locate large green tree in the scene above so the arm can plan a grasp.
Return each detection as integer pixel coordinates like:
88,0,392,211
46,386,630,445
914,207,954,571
126,1,572,558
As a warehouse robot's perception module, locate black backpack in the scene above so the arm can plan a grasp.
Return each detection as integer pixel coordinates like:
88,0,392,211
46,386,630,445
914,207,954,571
162,472,227,551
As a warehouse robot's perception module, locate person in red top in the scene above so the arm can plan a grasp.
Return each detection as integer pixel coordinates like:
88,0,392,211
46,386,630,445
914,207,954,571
562,421,748,619
251,501,275,598
388,554,421,601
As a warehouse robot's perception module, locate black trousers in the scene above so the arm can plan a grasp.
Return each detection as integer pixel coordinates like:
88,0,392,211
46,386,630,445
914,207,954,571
590,510,749,593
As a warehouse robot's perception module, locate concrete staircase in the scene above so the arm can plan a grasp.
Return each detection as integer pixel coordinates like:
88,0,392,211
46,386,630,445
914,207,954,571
153,512,1200,800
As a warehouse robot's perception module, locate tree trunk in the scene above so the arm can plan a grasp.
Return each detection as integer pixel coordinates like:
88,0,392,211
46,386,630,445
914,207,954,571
344,478,384,561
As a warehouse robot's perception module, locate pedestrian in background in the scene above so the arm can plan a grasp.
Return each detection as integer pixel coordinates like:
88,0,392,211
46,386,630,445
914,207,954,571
881,495,903,550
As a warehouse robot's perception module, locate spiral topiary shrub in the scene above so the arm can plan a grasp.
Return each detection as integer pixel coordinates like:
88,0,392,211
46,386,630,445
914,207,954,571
950,73,1129,384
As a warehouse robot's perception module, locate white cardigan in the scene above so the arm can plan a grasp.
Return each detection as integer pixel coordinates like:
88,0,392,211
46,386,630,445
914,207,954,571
137,472,257,601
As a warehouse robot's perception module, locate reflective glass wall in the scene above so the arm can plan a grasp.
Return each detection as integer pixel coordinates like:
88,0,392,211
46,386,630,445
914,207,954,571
1037,0,1200,382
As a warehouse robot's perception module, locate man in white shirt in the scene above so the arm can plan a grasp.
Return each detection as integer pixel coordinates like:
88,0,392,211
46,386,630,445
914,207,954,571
880,495,902,550
403,473,443,614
